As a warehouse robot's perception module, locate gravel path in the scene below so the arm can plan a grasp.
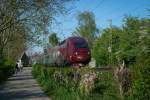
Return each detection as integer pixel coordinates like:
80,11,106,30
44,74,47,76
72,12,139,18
0,67,50,100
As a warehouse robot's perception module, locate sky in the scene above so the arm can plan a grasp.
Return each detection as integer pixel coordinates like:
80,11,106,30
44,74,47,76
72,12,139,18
51,0,150,40
30,0,150,53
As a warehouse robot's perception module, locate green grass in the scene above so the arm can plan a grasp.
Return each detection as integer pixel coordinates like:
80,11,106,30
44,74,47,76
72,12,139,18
32,64,121,100
87,72,121,100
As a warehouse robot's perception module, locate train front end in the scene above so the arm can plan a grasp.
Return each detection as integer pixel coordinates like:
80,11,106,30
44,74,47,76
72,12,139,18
69,37,91,66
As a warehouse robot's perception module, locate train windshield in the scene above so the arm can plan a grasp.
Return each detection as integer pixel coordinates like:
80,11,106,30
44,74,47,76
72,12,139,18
74,40,88,48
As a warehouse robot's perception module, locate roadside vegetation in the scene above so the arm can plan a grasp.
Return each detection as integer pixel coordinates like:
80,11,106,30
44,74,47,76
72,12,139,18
32,64,120,100
0,59,15,83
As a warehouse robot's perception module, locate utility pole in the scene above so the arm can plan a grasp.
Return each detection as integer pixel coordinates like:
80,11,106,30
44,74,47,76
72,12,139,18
108,19,112,66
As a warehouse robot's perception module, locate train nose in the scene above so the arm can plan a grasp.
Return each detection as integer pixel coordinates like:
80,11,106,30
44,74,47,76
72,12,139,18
77,56,82,59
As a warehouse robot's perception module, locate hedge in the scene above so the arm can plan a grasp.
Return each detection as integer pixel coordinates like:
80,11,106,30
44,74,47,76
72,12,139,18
0,59,15,83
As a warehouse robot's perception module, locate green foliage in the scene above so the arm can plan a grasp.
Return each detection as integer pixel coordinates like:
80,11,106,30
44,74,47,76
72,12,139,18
92,16,150,99
0,59,15,83
128,63,150,100
85,72,121,100
92,16,150,67
92,26,123,66
32,64,120,100
73,11,98,47
49,33,59,47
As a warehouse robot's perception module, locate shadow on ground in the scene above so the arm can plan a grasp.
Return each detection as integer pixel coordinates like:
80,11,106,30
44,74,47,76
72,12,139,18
0,67,50,100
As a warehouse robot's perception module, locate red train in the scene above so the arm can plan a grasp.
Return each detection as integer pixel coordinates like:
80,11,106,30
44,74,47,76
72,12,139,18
42,36,91,67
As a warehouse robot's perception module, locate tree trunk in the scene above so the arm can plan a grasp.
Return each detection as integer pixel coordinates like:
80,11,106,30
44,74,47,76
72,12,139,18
0,47,4,59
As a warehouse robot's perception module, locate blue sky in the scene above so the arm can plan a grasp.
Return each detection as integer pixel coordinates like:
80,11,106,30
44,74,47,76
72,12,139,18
51,0,149,40
30,0,150,53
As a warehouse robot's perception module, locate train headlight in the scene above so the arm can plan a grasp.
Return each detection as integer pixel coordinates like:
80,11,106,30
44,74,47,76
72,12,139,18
75,52,78,55
70,56,72,59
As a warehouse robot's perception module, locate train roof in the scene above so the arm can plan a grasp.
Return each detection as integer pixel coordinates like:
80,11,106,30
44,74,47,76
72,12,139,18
67,36,85,39
67,36,86,42
57,36,87,46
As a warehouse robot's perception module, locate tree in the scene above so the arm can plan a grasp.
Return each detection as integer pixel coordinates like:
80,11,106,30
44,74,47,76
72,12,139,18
92,26,123,66
49,33,59,47
0,0,75,59
73,11,98,47
118,16,150,66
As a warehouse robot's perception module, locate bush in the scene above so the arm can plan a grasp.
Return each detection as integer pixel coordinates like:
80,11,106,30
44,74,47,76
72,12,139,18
130,64,150,100
0,59,15,83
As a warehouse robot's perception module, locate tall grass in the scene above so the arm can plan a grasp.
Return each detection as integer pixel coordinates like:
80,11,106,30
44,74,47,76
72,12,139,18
32,64,120,100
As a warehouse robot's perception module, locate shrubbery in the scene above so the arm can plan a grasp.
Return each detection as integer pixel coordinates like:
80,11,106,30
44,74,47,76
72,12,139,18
129,64,150,100
0,58,15,83
32,64,120,100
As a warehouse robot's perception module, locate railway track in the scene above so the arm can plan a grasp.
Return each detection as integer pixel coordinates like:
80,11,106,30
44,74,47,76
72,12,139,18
93,67,113,72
